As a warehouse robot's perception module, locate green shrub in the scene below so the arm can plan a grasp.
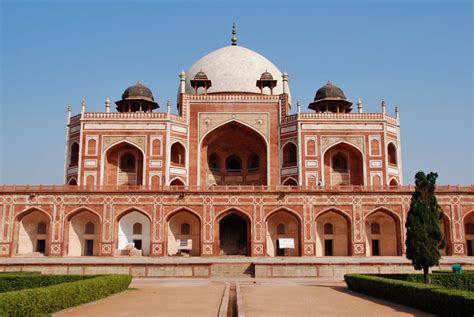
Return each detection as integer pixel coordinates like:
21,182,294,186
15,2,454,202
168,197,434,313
0,275,97,293
345,274,474,317
377,273,474,291
0,274,132,317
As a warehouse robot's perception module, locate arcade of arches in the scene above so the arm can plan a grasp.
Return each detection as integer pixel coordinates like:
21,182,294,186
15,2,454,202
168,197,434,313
12,207,474,257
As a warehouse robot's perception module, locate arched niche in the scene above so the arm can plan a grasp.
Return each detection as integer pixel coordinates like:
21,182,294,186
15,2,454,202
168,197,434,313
323,142,364,186
217,210,251,256
167,210,201,256
365,209,401,256
16,210,50,255
200,121,267,186
117,210,151,256
315,210,351,256
266,210,300,256
67,210,100,256
104,142,144,186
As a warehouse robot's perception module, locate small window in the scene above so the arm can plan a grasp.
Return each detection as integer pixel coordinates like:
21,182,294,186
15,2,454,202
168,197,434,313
332,154,347,170
133,222,142,235
282,143,297,167
37,222,47,235
371,222,381,234
70,143,79,167
171,143,186,166
226,155,242,171
324,223,334,235
181,223,190,235
120,154,136,172
466,223,474,235
388,143,397,165
277,223,285,235
85,222,95,234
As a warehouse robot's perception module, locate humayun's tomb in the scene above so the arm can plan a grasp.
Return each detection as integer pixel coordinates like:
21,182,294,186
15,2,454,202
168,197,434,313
0,28,473,277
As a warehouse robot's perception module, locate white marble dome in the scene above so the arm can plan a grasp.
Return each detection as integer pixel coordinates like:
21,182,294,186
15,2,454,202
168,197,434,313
185,45,290,98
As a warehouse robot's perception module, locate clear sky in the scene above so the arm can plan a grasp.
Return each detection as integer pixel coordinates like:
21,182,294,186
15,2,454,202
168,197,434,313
0,0,472,185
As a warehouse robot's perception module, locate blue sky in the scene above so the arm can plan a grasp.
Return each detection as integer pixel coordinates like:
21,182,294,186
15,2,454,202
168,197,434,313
0,0,472,185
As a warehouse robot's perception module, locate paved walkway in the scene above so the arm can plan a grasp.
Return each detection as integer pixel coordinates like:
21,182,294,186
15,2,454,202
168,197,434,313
241,284,433,317
54,281,225,317
55,278,432,317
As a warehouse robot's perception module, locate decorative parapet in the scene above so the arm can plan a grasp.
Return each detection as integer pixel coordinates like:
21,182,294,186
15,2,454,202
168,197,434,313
0,184,472,194
185,93,281,102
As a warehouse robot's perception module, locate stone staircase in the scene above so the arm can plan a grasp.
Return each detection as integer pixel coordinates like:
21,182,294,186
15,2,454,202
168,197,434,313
211,263,254,277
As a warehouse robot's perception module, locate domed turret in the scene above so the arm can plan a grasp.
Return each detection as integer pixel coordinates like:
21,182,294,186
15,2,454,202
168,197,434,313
115,82,159,112
309,81,352,113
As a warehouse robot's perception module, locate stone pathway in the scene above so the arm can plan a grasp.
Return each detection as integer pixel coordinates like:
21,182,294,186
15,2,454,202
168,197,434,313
54,281,225,317
241,284,433,317
54,278,433,317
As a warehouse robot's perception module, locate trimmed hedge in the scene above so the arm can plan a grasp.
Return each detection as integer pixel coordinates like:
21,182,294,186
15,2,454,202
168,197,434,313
0,274,132,317
0,274,97,293
345,274,474,317
376,273,474,291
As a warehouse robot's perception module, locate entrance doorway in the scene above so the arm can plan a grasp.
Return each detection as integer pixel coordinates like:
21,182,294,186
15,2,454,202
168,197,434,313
219,213,248,255
85,239,94,256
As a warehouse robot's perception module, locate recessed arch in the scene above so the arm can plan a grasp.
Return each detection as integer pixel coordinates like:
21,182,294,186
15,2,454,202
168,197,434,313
281,141,297,168
116,208,151,256
15,208,51,255
166,208,201,256
315,208,352,256
170,141,186,166
282,177,298,186
389,177,399,186
322,141,365,186
66,206,102,222
169,177,186,186
67,177,78,185
265,206,302,223
463,211,474,256
266,208,301,256
69,141,80,167
166,206,202,222
387,142,398,165
199,120,269,186
101,140,145,187
66,209,100,256
440,212,453,256
365,207,402,256
215,207,251,256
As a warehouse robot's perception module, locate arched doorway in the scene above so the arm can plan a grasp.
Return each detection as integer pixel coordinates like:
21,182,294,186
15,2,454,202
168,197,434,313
16,209,50,255
266,210,300,256
440,214,452,256
104,142,144,186
323,143,364,186
117,210,151,256
201,122,267,186
218,211,250,255
365,210,401,256
67,210,100,256
315,210,351,256
167,210,201,256
464,212,474,256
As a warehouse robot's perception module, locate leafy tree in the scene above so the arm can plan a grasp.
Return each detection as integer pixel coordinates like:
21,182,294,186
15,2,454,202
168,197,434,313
405,172,445,284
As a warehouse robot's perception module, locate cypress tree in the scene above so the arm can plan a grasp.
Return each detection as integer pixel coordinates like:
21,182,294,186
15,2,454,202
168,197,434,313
405,171,445,284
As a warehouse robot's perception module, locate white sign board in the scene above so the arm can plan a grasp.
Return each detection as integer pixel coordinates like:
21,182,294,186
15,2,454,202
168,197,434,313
278,238,295,249
177,239,192,250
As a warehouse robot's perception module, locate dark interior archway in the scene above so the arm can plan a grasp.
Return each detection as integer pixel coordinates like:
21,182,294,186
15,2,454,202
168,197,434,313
219,213,249,255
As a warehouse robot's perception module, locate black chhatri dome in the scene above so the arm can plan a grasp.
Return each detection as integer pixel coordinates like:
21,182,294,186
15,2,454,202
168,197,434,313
122,81,155,102
314,81,346,101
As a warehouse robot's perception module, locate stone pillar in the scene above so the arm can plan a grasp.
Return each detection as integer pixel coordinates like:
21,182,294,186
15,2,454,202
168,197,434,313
105,97,111,113
282,72,289,95
357,99,363,113
381,100,386,115
99,202,114,256
81,97,86,114
302,197,315,256
179,71,186,94
150,198,164,256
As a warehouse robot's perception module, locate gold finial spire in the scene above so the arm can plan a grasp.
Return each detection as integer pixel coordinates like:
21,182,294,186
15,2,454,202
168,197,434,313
231,23,237,46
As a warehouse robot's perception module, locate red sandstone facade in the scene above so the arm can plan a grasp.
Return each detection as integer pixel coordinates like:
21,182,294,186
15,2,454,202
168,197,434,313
1,40,473,259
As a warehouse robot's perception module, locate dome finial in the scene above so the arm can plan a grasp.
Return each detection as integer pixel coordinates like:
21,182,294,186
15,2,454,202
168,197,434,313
231,23,237,46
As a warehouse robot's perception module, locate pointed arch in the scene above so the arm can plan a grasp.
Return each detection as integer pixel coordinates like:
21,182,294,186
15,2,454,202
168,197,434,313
215,206,252,222
170,141,186,166
265,207,301,256
387,142,398,165
166,207,201,256
169,177,186,186
116,206,152,222
315,207,352,256
282,177,298,186
265,206,302,223
322,140,366,186
66,206,102,222
365,207,402,256
281,141,297,168
67,177,78,185
101,139,145,186
166,206,202,222
16,207,52,221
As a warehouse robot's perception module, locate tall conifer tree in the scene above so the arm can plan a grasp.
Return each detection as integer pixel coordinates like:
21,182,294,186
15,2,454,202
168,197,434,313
405,172,445,284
